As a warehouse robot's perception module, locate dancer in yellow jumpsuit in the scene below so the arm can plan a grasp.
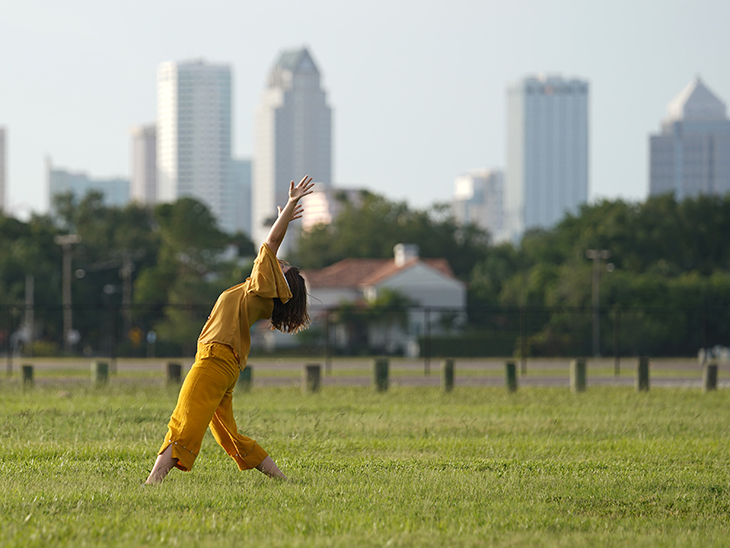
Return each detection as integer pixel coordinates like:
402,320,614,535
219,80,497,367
145,176,315,484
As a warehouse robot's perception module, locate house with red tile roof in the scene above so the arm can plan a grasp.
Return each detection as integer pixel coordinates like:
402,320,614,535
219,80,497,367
302,244,466,354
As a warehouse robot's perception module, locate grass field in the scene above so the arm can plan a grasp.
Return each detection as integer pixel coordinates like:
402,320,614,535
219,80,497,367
1,379,729,547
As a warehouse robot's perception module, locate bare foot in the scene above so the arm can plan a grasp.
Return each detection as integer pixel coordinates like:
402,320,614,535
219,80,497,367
256,456,288,480
145,444,178,485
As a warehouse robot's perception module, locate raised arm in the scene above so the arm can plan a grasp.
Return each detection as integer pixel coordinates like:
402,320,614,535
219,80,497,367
264,175,314,256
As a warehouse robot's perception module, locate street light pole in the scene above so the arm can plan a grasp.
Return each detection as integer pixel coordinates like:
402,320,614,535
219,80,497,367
54,234,82,354
586,249,611,357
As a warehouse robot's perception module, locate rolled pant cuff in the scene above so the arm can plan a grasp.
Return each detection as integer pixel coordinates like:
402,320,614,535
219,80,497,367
232,442,268,471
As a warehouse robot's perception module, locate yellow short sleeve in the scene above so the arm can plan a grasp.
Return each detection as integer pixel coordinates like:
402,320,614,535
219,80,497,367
248,243,293,304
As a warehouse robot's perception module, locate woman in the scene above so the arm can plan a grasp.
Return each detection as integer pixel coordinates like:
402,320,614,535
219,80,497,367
145,175,315,484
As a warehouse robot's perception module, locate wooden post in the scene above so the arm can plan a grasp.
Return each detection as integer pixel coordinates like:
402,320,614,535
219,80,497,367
636,356,649,392
22,364,33,388
703,360,718,392
441,359,454,392
570,358,587,393
166,361,182,385
373,358,389,392
237,366,252,392
92,361,109,385
303,364,321,393
505,361,517,393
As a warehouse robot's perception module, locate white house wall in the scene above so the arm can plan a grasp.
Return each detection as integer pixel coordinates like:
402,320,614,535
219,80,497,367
371,263,466,308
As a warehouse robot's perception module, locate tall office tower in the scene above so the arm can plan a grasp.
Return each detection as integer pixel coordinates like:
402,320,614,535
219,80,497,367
252,47,332,250
230,158,252,236
649,77,730,199
505,75,589,241
0,127,6,213
47,158,130,214
130,124,157,204
157,60,234,232
452,169,504,241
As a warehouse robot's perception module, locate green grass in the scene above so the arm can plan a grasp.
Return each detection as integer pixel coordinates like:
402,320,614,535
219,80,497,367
1,381,729,547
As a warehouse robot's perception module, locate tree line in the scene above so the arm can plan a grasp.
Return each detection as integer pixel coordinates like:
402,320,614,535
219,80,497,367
2,190,729,356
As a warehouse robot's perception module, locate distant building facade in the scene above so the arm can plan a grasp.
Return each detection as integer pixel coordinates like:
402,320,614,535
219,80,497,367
300,184,363,232
157,60,234,232
649,77,730,199
505,75,589,241
253,47,332,251
47,158,130,212
130,124,157,204
230,158,252,236
452,168,504,241
0,127,5,213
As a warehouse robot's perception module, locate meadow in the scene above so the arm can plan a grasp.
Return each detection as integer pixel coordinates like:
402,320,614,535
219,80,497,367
1,375,729,547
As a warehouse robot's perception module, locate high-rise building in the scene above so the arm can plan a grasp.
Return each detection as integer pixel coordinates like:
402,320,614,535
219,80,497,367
252,47,332,251
230,158,252,236
157,60,234,232
47,158,130,213
505,75,589,241
649,77,730,199
130,124,157,204
300,184,363,232
452,169,504,241
0,127,5,214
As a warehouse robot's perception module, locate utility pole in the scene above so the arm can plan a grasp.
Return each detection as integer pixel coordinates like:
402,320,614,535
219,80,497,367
586,249,611,357
54,234,81,354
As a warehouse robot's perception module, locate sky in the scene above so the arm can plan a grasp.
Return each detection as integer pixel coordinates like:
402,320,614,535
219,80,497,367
1,0,729,217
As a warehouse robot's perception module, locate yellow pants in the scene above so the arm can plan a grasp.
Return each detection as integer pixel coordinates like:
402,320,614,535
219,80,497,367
157,343,268,472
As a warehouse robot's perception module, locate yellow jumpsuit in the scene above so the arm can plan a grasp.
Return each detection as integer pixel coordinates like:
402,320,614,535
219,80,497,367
157,243,293,472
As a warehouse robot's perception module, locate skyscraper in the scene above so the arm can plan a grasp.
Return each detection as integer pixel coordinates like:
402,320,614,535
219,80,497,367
0,127,5,213
130,124,157,205
47,158,130,213
649,77,730,199
230,157,252,236
252,47,332,250
505,75,589,241
157,60,234,232
452,169,504,241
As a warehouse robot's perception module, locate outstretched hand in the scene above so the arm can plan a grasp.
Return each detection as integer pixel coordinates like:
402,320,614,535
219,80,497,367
289,176,315,202
277,203,304,221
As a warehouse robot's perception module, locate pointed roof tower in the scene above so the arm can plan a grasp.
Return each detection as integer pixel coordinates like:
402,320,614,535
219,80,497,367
267,46,320,88
666,77,727,122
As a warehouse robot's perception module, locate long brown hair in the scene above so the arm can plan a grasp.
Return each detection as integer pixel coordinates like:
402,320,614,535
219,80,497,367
270,266,310,333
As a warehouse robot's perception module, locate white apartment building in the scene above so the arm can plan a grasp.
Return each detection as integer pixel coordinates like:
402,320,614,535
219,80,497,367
252,47,332,253
452,169,504,241
649,77,730,199
505,75,589,241
300,183,363,232
157,60,234,232
130,124,157,204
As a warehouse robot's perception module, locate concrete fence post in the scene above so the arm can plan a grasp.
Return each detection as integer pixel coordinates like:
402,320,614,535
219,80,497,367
703,361,718,392
237,366,252,392
303,364,321,393
92,361,109,385
570,358,587,393
505,361,518,393
441,359,454,393
373,358,389,392
636,357,649,392
166,362,182,385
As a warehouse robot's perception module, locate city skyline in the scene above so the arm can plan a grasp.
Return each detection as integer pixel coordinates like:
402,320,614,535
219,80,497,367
1,0,729,219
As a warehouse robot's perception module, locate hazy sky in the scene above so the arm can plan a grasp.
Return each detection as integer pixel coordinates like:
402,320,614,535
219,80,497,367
2,0,729,217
